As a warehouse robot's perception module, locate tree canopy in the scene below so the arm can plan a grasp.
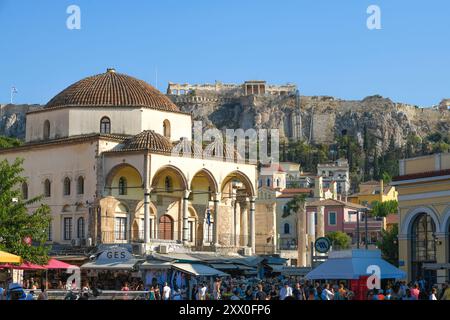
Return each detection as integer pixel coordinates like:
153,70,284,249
326,231,351,250
0,158,52,264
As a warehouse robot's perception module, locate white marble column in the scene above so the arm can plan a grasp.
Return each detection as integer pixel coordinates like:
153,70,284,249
249,196,256,254
213,192,221,246
143,153,151,247
240,199,249,247
182,189,191,244
317,206,325,238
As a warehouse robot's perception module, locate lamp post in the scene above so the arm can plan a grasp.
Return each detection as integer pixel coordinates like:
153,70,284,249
349,211,360,249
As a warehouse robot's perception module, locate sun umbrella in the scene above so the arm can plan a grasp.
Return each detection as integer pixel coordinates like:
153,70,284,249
43,258,78,269
0,250,22,264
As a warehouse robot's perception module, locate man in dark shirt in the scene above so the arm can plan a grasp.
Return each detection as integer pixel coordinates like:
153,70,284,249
293,282,306,300
254,284,267,300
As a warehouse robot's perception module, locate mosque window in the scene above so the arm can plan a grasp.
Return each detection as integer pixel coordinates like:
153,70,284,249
63,177,71,196
44,179,51,197
163,119,171,139
43,120,50,140
165,176,173,192
22,182,28,200
100,117,111,134
118,177,127,195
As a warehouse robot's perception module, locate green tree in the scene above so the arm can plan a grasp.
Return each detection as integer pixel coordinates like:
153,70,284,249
0,136,22,149
0,158,52,264
376,224,399,266
326,231,351,250
370,200,398,218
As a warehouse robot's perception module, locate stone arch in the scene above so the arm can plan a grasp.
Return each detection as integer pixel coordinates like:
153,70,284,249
220,170,256,197
104,163,143,195
401,206,441,236
151,165,189,192
440,205,450,233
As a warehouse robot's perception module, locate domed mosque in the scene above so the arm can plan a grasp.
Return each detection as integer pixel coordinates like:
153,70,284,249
1,69,257,260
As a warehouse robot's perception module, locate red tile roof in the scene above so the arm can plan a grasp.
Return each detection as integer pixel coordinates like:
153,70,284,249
45,69,181,113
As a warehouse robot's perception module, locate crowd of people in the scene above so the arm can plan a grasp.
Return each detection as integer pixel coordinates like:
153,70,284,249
3,274,450,300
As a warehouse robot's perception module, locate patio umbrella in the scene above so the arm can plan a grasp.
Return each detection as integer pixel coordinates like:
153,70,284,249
0,250,22,264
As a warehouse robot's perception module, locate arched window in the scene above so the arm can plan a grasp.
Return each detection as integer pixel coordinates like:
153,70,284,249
266,178,271,187
44,179,51,197
276,179,280,187
22,182,28,200
163,119,171,139
63,177,71,196
43,120,50,140
77,217,85,239
77,176,84,195
411,213,437,285
165,176,173,192
284,223,290,234
118,177,127,195
159,215,174,240
100,117,111,134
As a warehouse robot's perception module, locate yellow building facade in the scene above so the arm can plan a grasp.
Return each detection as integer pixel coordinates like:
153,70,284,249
392,153,450,285
348,180,398,207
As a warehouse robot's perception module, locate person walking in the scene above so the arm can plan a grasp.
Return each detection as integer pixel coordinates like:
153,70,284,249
213,278,221,300
198,282,207,300
440,282,450,300
293,283,306,300
279,282,293,300
162,282,171,300
254,284,267,301
321,283,334,300
429,288,438,300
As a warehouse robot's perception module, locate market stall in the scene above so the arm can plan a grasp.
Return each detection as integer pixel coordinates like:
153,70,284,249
305,249,406,300
80,246,143,290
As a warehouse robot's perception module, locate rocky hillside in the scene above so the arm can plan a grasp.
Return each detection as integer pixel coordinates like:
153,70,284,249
1,94,450,152
0,104,42,140
171,93,450,152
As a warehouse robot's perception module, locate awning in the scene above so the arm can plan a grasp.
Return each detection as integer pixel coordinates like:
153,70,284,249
80,259,140,270
0,261,46,270
139,261,172,270
267,264,285,273
0,250,22,264
172,263,229,277
44,259,78,269
305,250,406,280
209,263,254,271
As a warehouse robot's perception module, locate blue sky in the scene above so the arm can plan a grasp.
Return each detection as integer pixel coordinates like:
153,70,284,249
0,0,449,106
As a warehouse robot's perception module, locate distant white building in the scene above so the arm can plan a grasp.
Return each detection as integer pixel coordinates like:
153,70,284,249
317,158,350,195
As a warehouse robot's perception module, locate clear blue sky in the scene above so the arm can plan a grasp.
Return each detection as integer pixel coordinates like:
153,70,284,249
1,0,449,106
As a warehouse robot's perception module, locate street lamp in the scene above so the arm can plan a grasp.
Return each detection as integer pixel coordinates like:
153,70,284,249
349,211,360,249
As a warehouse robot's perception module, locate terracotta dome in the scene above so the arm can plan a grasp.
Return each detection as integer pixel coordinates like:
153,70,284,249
45,68,180,112
121,130,173,153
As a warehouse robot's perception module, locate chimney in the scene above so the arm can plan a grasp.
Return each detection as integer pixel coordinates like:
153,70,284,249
314,176,323,199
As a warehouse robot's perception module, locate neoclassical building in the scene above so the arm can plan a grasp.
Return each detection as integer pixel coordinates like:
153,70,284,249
392,153,450,284
0,69,258,255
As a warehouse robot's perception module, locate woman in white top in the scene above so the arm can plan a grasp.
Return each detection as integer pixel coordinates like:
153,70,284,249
429,288,438,300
